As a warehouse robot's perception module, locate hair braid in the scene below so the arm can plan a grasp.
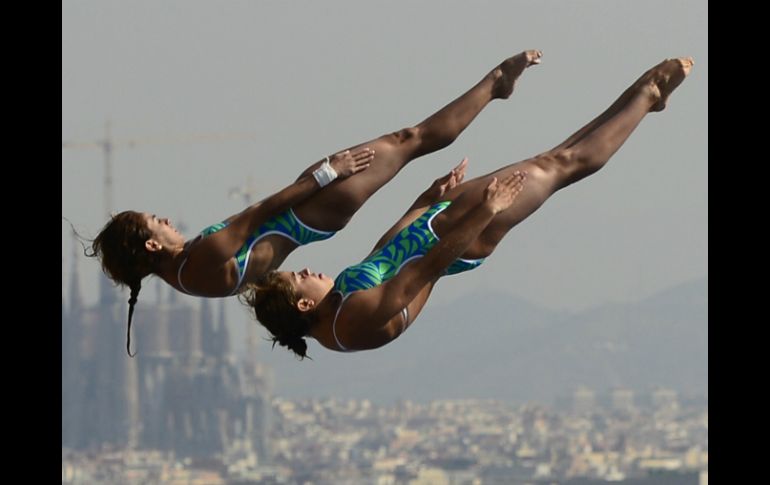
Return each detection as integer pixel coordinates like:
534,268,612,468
86,211,158,357
126,282,141,357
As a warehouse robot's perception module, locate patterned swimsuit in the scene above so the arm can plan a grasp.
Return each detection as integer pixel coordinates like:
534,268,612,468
331,201,484,351
178,208,335,295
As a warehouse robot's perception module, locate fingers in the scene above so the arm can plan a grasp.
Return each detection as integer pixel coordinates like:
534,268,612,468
339,147,375,161
453,157,468,184
328,147,375,177
486,171,526,193
498,171,527,200
439,157,468,187
435,169,454,186
353,147,375,161
447,170,463,189
499,171,527,193
500,170,526,186
453,157,468,172
484,171,527,212
351,157,372,174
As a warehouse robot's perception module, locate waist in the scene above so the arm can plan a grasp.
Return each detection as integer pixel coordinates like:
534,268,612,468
333,202,450,296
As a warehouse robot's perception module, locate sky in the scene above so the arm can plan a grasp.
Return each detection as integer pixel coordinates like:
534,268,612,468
62,1,707,378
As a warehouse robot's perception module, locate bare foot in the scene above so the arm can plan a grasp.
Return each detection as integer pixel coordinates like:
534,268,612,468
491,50,543,99
641,57,694,112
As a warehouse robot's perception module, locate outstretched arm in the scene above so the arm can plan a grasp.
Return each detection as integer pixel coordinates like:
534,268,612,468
367,158,468,256
196,148,374,266
342,172,527,343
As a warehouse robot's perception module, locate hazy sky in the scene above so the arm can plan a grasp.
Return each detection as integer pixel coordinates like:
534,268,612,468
62,1,707,373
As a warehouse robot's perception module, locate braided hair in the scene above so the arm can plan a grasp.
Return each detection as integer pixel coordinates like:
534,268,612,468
88,211,157,357
240,271,312,359
126,282,141,357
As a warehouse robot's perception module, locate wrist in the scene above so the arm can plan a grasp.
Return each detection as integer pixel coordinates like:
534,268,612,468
416,191,433,204
478,201,500,216
313,157,338,187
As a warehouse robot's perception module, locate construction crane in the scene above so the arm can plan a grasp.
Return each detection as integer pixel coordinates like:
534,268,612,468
228,176,260,206
64,121,269,361
62,120,259,218
227,178,265,366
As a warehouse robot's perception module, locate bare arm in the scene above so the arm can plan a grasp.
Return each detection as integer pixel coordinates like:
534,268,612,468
368,158,468,256
195,148,374,266
340,172,527,345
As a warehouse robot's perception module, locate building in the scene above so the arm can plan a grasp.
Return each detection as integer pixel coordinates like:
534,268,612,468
62,248,272,461
573,387,596,415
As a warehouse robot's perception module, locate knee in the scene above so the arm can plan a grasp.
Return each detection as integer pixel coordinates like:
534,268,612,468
380,126,427,159
406,122,455,154
537,148,601,174
390,126,422,146
531,149,573,175
534,149,601,188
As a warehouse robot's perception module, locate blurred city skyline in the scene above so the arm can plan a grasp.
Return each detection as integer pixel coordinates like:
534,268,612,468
63,256,706,405
62,271,707,483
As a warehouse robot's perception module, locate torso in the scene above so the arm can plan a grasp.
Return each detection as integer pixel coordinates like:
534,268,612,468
174,209,336,297
317,202,483,352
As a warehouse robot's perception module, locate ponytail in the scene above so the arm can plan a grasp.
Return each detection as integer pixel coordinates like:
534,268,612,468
273,333,309,360
87,211,156,357
126,283,141,357
240,273,312,360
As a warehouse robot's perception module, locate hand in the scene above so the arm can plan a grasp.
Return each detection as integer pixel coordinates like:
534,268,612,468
424,158,468,202
483,171,527,214
328,148,375,178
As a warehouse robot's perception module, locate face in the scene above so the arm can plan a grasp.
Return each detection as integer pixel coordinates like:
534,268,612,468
142,213,184,250
280,268,334,310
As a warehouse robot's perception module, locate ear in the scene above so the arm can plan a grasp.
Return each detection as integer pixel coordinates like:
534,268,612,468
297,298,316,312
145,239,162,252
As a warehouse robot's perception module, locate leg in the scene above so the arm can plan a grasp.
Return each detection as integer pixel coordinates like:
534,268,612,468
544,56,693,188
435,58,693,258
542,58,691,155
294,50,543,230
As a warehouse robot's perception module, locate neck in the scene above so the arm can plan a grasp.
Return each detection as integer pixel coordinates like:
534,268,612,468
154,239,189,277
306,291,341,339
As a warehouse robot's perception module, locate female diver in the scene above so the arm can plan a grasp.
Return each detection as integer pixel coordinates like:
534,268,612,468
89,50,544,355
242,57,694,358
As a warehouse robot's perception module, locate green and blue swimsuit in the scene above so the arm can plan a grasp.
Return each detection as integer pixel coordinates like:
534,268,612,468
331,201,484,351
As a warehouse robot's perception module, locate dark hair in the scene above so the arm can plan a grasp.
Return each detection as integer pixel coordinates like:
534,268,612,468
239,271,312,359
87,211,158,357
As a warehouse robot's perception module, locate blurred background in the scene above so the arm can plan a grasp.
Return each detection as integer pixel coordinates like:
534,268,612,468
62,1,707,483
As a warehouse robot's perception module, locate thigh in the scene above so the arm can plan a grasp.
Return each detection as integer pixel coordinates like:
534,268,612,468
433,158,561,259
294,128,425,230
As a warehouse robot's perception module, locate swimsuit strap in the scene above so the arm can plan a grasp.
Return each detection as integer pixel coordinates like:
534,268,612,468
177,257,193,295
176,236,202,296
331,292,351,352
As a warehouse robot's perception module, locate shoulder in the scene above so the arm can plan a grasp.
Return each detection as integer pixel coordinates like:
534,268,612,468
199,222,228,237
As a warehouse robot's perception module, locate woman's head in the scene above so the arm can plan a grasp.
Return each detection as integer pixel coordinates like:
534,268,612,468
240,269,334,359
90,211,157,287
89,210,176,356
